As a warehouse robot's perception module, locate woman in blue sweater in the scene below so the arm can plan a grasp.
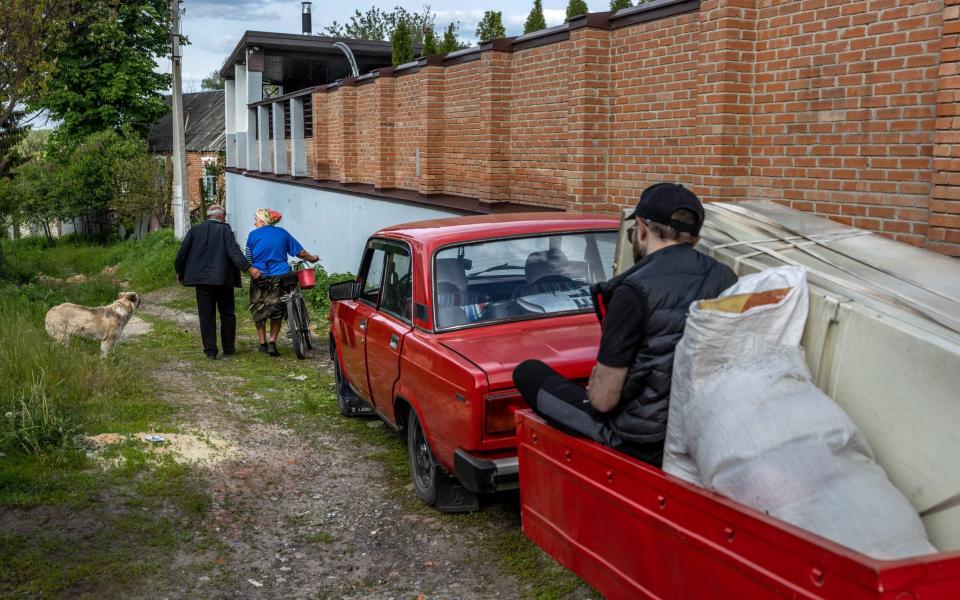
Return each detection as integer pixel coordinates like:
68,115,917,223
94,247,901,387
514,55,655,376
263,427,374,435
245,208,318,356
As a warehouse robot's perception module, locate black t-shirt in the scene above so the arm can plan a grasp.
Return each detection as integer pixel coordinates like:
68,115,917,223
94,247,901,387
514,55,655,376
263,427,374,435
596,285,647,368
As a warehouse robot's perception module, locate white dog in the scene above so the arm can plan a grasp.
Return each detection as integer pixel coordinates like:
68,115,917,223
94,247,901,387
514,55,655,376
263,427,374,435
44,292,142,357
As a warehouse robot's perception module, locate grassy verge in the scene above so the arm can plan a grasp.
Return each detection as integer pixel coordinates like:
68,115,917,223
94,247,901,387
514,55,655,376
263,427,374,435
0,231,209,598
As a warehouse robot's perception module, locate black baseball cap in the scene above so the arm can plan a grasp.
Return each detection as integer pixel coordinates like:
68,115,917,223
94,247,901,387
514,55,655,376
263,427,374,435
627,183,705,236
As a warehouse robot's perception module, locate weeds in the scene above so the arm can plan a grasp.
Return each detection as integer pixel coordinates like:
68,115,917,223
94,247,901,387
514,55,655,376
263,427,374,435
1,373,73,454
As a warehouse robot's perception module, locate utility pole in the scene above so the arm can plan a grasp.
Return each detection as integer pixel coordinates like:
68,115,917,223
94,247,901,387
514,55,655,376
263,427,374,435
170,0,189,239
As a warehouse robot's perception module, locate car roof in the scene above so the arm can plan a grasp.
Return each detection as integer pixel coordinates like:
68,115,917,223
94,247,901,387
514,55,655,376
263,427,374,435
376,212,620,247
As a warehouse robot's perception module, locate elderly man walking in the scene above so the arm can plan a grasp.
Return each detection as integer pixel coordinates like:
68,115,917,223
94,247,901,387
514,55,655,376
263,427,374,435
174,204,261,359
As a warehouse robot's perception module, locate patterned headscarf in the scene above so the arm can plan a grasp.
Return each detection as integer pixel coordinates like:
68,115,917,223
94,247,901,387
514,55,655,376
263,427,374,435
256,208,282,225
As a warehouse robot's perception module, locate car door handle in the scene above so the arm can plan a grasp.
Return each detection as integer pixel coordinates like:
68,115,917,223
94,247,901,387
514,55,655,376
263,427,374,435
359,318,367,331
389,334,399,350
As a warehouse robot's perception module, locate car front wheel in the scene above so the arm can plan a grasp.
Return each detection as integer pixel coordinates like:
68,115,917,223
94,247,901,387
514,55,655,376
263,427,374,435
407,410,437,506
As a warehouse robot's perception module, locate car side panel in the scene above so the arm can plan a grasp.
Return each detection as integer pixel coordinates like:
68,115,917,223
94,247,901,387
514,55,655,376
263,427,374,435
334,299,376,401
365,313,412,415
396,330,487,474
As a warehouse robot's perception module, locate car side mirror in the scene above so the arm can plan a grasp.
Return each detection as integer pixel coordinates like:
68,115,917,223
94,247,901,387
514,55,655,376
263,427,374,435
329,280,358,301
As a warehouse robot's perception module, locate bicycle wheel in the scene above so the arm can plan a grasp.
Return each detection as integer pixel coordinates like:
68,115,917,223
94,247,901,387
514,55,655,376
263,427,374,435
287,299,306,360
297,296,313,350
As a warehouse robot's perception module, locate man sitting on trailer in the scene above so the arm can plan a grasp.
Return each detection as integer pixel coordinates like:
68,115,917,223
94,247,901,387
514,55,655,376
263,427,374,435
513,183,737,467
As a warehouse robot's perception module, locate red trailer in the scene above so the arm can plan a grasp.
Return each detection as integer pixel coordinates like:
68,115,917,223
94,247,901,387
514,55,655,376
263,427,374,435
517,410,960,600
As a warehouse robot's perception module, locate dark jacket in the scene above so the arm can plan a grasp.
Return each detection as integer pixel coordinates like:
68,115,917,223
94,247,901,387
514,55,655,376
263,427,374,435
174,220,250,288
592,244,737,446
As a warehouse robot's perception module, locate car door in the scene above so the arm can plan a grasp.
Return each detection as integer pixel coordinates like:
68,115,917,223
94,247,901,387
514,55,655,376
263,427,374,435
337,243,386,401
364,243,414,418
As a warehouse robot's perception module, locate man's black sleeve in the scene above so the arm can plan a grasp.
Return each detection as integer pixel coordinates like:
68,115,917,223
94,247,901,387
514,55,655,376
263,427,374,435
173,228,193,276
596,285,647,368
222,225,251,271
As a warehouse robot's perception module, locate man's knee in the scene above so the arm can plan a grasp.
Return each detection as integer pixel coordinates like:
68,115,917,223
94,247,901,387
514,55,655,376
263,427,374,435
513,359,558,404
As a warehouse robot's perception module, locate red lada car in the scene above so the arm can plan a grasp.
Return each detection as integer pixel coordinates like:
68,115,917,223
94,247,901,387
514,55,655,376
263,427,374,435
328,213,619,511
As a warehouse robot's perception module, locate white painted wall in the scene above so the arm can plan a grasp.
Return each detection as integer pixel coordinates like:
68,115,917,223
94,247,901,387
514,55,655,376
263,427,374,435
225,172,461,274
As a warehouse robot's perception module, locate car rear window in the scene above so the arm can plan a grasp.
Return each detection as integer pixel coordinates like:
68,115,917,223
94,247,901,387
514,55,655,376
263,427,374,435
433,230,617,330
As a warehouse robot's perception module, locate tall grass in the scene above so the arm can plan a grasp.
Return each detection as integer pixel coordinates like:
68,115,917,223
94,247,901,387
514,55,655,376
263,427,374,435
0,230,179,454
1,229,179,292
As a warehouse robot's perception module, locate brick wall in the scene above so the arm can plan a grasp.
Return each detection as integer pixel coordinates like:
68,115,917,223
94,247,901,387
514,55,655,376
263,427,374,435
186,152,220,211
301,0,960,256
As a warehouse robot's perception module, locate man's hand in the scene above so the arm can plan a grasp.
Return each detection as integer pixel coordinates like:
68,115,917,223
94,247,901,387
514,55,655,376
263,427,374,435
176,274,184,285
308,254,319,263
587,363,629,413
248,266,262,280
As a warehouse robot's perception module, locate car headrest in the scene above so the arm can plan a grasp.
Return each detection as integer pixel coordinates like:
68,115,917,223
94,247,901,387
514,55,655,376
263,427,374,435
525,249,570,284
435,258,468,292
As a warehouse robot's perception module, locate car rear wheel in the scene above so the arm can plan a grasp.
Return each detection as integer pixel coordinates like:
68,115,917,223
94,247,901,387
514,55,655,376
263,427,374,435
407,410,437,506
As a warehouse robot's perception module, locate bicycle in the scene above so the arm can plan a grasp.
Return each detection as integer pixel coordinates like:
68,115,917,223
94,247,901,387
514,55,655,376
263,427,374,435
281,262,315,360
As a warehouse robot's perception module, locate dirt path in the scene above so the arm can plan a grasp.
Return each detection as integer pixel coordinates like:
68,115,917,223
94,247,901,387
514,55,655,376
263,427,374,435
133,289,581,599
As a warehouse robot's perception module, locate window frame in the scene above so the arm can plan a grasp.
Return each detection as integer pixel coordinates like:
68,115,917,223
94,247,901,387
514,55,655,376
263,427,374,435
430,228,618,334
377,242,414,325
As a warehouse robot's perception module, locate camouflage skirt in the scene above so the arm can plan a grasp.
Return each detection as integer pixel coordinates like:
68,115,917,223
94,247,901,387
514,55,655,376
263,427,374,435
249,274,297,326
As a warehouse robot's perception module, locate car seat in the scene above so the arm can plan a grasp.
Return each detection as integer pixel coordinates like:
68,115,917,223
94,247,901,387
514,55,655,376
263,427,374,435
516,249,582,297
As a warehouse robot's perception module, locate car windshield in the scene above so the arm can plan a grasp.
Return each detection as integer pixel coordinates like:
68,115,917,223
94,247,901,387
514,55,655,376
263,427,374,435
433,230,617,330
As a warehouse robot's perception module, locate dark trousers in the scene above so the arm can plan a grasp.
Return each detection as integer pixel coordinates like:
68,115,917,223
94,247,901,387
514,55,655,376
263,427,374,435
195,285,236,357
513,359,663,467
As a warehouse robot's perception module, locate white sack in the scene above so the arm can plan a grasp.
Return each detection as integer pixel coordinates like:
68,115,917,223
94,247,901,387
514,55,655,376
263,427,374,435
664,266,936,559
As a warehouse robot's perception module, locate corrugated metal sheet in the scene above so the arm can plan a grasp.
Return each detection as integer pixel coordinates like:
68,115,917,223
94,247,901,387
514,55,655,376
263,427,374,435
148,91,225,153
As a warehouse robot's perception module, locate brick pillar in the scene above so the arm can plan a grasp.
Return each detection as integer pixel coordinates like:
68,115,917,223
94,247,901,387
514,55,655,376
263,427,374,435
694,0,757,203
310,92,329,180
567,27,611,212
931,1,960,256
475,46,512,203
337,83,359,183
374,71,397,190
418,64,445,195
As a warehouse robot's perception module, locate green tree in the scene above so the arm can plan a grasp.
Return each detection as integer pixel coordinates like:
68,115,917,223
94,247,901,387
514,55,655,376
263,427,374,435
566,0,590,20
31,0,172,142
0,0,70,177
438,22,467,54
524,0,547,34
9,158,66,244
391,20,414,66
421,27,439,57
475,11,506,43
324,5,435,44
610,0,633,9
200,70,225,91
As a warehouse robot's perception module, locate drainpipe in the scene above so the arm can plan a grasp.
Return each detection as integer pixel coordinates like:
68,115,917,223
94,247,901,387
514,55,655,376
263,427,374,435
333,41,360,78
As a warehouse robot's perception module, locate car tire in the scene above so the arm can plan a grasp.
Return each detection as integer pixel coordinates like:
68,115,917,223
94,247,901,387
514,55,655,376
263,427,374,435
407,410,437,507
331,340,358,417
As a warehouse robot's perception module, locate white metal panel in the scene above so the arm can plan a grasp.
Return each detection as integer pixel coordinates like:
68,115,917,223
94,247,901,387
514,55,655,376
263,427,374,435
225,173,460,274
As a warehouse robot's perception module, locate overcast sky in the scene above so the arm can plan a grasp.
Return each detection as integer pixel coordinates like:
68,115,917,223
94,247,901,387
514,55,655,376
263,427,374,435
166,1,579,89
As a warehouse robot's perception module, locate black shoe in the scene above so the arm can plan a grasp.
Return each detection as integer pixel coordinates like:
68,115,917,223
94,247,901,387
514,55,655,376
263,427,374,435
206,354,219,360
258,344,269,354
223,349,236,357
267,342,280,357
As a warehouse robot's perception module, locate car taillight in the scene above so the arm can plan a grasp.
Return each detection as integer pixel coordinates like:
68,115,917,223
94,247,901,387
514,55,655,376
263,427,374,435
484,390,524,435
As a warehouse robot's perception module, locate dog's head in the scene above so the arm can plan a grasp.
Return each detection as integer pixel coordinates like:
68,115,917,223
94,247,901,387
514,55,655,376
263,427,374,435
117,291,141,309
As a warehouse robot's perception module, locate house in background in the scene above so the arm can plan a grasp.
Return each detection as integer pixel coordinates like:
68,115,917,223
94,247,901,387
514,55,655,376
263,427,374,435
149,91,225,216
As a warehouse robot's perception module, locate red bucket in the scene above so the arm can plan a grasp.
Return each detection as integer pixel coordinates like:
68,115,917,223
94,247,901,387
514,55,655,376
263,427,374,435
296,268,316,289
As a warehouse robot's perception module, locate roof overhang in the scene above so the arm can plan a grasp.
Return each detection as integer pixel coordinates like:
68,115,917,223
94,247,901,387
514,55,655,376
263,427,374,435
220,31,396,92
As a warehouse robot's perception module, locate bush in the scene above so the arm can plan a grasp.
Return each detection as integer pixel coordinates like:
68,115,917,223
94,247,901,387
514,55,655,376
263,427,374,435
301,266,355,327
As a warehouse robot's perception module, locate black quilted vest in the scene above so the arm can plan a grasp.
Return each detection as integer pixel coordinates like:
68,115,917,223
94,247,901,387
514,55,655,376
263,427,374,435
592,244,737,446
